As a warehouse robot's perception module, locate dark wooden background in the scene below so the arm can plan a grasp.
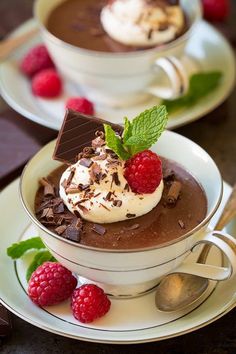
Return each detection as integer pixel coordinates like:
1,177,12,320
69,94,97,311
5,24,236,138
0,1,236,353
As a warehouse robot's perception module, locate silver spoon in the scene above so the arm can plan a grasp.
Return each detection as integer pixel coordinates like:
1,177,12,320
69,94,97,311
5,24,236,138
155,183,236,312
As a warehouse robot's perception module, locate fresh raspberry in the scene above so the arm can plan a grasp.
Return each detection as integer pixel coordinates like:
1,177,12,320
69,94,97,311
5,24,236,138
28,262,77,307
124,150,162,194
202,0,230,22
20,44,54,77
66,97,94,115
32,69,62,98
71,284,111,323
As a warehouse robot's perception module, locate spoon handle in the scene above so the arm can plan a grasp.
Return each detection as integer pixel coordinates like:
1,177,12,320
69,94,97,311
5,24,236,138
197,183,236,264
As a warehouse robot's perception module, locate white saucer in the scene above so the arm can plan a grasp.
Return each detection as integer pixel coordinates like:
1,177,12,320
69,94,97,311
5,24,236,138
0,19,235,130
0,179,236,344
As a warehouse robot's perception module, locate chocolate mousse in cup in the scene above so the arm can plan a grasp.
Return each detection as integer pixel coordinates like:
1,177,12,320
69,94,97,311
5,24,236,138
34,0,202,108
20,106,236,298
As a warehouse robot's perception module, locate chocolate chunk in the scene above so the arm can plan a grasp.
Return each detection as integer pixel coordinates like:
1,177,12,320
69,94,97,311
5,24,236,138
126,213,136,218
53,109,123,164
66,226,81,242
55,225,67,235
92,224,106,236
0,304,12,337
79,158,93,168
53,201,65,214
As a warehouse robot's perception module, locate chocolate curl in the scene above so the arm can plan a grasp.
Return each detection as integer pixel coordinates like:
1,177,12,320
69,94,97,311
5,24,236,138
167,181,181,205
39,177,55,197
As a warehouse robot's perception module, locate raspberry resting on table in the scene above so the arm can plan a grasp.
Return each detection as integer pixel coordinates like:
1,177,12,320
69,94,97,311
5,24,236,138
71,284,111,323
66,97,94,115
124,150,162,194
20,44,54,77
28,262,77,306
32,68,62,98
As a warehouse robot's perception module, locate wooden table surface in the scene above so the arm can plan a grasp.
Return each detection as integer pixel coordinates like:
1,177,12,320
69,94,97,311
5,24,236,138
0,1,236,353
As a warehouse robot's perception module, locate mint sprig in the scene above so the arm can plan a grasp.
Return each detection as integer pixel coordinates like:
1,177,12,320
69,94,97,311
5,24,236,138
162,71,223,114
7,237,45,259
7,237,56,282
104,105,168,160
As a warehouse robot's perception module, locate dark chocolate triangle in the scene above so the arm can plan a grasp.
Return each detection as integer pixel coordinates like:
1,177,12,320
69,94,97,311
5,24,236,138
53,109,123,164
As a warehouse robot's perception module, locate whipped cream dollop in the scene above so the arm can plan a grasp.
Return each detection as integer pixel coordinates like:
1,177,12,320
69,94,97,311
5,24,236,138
59,145,163,224
100,0,185,47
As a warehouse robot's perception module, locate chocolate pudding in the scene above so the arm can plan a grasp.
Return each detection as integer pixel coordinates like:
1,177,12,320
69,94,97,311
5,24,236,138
35,158,207,250
46,0,188,53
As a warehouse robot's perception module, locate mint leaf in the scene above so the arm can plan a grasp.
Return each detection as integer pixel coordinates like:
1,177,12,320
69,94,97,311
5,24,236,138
124,105,168,155
7,237,45,259
163,71,223,114
104,124,130,160
26,250,56,282
122,117,132,144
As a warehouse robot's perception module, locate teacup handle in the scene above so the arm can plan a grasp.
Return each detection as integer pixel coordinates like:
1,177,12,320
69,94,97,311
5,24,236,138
172,231,236,281
146,55,199,100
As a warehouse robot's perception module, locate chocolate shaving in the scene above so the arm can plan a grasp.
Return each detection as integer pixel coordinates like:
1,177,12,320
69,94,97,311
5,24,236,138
124,224,140,231
178,219,185,229
55,225,67,235
92,136,105,148
92,224,106,236
93,153,107,161
113,200,122,207
79,158,93,168
66,226,81,242
77,204,89,213
89,162,102,183
167,181,182,205
74,210,81,218
39,177,55,197
104,191,113,201
65,187,80,194
147,28,153,39
67,168,76,186
74,198,89,205
79,183,91,191
126,213,136,218
112,172,120,186
61,179,68,189
40,207,54,221
95,130,105,138
124,183,130,192
100,203,110,211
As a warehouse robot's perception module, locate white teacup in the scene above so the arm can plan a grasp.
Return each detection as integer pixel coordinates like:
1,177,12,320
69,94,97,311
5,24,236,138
34,0,202,108
20,131,236,298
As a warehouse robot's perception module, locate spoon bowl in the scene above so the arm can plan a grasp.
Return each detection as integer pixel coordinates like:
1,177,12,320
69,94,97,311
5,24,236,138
155,183,236,312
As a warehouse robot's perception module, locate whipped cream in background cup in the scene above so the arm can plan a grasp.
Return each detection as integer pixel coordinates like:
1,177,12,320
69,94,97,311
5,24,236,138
34,0,202,108
20,131,236,298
